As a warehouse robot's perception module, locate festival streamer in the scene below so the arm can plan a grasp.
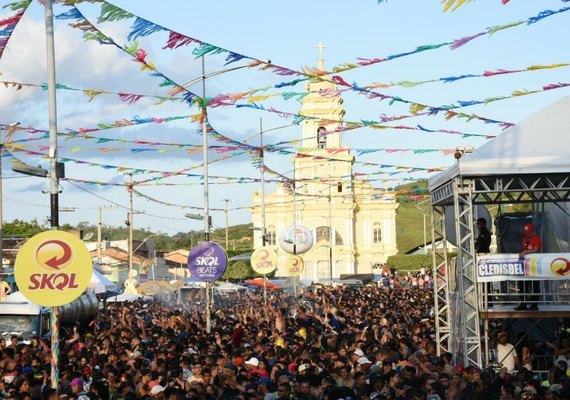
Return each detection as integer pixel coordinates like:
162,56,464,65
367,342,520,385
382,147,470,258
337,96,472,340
62,1,563,146
94,0,568,87
0,0,32,60
55,6,202,109
4,139,442,188
132,188,224,212
79,1,568,128
440,0,511,12
0,78,184,104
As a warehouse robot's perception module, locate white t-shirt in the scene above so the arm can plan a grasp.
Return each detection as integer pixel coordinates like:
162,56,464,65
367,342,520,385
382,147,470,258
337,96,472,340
497,342,517,371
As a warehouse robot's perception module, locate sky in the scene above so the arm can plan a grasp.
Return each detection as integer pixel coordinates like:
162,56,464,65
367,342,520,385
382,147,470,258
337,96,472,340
0,0,569,237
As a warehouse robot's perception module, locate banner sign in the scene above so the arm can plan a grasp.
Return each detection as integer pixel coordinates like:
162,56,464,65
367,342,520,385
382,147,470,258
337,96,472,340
187,242,227,282
14,230,93,307
477,253,570,282
251,247,278,275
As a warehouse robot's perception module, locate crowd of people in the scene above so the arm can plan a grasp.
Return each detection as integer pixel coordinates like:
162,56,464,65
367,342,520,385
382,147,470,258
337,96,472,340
1,271,569,400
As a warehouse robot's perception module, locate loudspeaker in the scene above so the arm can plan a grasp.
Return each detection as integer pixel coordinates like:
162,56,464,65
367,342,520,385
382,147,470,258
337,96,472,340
495,213,535,253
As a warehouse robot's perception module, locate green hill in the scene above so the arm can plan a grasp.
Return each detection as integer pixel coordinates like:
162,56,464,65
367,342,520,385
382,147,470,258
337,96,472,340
394,180,432,254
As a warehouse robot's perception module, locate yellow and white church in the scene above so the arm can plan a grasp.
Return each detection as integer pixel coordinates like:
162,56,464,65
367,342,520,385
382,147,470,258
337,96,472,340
251,53,398,280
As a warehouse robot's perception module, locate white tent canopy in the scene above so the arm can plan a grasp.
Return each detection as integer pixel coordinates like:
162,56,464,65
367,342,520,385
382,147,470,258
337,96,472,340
429,96,570,190
89,270,118,294
215,282,248,292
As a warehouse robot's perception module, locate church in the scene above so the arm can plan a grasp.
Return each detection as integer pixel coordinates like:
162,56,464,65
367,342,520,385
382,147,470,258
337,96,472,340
251,50,398,280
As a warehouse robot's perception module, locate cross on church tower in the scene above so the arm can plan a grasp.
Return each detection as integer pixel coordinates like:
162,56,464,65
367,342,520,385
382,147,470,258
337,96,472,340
316,41,326,70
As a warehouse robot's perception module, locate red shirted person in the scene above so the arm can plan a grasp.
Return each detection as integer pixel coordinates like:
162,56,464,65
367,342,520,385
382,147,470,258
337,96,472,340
515,223,542,311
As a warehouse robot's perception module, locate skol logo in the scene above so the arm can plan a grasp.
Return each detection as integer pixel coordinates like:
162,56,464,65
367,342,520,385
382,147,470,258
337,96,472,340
28,239,78,290
35,240,73,271
551,258,570,276
255,249,273,271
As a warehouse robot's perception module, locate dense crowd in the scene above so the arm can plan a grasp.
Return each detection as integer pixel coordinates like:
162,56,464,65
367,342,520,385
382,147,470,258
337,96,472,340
1,271,569,400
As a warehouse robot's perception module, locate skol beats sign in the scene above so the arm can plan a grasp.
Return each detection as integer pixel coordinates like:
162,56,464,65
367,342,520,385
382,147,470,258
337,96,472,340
15,231,93,307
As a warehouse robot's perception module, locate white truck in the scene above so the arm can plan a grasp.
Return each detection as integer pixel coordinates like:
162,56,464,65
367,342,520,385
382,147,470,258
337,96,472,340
0,291,99,341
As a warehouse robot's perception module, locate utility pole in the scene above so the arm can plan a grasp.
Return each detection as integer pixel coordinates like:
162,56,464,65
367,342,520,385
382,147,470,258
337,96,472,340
128,174,134,273
201,56,212,333
44,0,60,391
97,207,102,265
221,199,232,249
259,118,269,303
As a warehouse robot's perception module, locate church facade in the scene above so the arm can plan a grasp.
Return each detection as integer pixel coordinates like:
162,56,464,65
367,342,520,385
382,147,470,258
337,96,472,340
251,56,398,281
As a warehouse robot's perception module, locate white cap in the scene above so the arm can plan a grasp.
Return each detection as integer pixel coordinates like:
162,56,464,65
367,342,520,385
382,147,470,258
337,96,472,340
298,363,311,373
358,357,373,365
150,385,165,395
245,357,260,367
354,348,364,357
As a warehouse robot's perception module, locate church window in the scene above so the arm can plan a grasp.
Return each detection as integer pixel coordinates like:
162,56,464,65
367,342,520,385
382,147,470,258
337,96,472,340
266,227,276,245
373,224,382,244
317,126,327,149
316,226,331,242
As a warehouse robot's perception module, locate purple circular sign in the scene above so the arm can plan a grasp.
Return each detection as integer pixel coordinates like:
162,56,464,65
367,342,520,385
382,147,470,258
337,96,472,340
187,242,228,282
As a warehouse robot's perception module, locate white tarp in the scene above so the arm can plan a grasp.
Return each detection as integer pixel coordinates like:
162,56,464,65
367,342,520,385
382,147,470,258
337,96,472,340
429,96,570,190
215,282,248,292
106,293,152,302
89,270,117,294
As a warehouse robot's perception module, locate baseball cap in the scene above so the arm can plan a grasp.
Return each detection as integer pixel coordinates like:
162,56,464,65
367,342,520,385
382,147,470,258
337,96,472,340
357,357,373,365
245,357,260,367
82,366,92,375
71,378,83,387
549,384,563,394
150,385,165,395
354,348,364,357
524,223,535,234
298,363,311,373
224,362,237,371
256,377,272,386
383,359,393,366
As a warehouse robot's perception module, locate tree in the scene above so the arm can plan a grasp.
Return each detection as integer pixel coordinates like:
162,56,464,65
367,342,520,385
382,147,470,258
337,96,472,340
222,261,256,280
3,219,46,238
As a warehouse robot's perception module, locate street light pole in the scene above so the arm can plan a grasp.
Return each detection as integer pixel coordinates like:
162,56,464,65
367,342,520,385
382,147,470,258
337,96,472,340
200,56,212,334
98,207,102,266
44,0,61,391
127,174,134,273
221,199,233,249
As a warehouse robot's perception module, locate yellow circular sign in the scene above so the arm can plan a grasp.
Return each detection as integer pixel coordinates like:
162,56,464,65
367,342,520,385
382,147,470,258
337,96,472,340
286,255,304,276
251,247,278,275
15,230,93,307
551,257,570,277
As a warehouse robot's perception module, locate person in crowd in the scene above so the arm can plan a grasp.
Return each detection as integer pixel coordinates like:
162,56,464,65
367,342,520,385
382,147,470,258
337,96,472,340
2,269,568,400
515,222,542,311
475,217,492,253
496,331,520,372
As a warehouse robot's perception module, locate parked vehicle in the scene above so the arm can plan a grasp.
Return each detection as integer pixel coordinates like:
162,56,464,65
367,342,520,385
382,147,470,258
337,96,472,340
0,290,98,341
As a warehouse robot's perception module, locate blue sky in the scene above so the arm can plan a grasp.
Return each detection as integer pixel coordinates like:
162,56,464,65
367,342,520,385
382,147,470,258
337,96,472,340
0,0,569,236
